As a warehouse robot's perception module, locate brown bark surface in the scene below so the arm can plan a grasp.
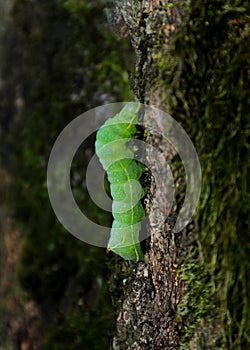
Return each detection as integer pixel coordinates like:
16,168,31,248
113,2,186,349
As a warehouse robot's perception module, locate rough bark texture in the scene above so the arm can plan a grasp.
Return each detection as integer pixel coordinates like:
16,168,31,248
112,1,186,349
112,1,249,349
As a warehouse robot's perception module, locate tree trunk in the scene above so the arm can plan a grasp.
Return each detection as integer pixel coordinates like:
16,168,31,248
113,2,186,349
112,1,249,349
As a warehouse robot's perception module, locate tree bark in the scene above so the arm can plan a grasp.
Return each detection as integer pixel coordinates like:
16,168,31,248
113,2,186,349
112,1,249,349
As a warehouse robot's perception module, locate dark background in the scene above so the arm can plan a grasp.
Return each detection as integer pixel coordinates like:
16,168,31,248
0,1,133,348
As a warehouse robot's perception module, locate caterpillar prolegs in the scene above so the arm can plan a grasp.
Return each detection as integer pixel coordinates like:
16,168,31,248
95,103,146,261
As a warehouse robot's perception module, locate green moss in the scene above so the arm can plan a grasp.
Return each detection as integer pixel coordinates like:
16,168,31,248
154,0,249,348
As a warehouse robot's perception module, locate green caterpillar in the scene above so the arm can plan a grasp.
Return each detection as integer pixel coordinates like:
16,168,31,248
95,103,145,261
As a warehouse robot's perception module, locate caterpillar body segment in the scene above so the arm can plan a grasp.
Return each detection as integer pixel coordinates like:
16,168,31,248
95,103,145,261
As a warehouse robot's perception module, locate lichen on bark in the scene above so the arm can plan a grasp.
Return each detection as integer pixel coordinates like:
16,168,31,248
111,0,249,349
111,1,186,349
